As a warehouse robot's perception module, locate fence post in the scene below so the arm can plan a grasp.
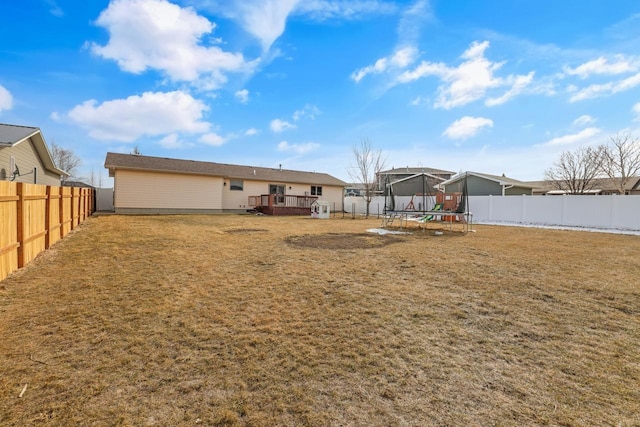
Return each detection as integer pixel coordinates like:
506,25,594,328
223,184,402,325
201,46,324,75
489,194,493,221
45,186,52,249
59,186,65,238
16,183,24,268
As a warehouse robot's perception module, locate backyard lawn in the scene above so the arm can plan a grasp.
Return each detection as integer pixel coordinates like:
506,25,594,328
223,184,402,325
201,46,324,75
0,214,639,426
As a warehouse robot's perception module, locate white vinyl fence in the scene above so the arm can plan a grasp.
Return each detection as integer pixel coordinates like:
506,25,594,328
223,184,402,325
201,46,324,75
344,195,640,231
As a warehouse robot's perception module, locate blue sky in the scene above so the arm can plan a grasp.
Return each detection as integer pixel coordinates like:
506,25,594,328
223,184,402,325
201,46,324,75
1,0,640,185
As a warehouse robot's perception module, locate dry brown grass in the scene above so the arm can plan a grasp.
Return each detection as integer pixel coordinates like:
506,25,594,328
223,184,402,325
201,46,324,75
1,214,639,426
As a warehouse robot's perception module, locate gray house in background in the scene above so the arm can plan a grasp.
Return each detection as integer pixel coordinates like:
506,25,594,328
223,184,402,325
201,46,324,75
438,172,536,196
388,172,446,197
0,123,67,186
526,178,640,195
377,166,455,196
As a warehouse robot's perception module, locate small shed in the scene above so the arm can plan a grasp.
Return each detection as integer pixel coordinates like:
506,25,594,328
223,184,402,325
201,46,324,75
311,200,331,219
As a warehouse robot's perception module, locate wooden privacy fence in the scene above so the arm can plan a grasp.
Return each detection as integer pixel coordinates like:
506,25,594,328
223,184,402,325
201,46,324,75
0,182,94,281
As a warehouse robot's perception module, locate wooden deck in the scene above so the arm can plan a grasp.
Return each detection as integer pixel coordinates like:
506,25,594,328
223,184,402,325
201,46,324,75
248,194,318,216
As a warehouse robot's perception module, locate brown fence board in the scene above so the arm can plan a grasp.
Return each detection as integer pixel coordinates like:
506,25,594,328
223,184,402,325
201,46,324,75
60,187,72,237
0,182,19,281
17,183,47,267
47,186,61,248
1,183,94,281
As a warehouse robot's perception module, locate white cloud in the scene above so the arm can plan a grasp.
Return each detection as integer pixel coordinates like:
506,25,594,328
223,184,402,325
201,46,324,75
294,0,397,21
351,46,418,82
569,72,640,102
397,40,533,109
270,118,296,133
293,104,321,120
541,127,601,146
245,128,259,136
563,55,638,79
443,116,493,140
633,103,640,121
199,132,226,146
277,140,320,154
90,0,252,86
410,96,426,106
229,0,300,51
210,1,395,52
0,84,13,112
68,90,210,141
235,89,249,104
44,0,64,17
573,115,596,126
485,72,535,106
159,133,194,149
397,0,431,45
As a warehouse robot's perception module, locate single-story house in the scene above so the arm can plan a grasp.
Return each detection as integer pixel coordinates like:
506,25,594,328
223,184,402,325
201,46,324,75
437,172,536,196
104,152,347,214
526,178,640,195
0,123,68,186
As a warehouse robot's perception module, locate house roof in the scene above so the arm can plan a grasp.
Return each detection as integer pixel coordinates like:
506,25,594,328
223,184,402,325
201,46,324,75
104,152,347,187
526,177,640,193
379,166,455,176
0,123,68,177
390,172,445,185
440,171,537,188
0,123,39,145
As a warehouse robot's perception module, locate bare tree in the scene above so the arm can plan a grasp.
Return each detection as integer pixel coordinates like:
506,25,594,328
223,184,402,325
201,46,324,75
544,146,602,194
598,133,640,194
348,138,386,217
50,142,81,183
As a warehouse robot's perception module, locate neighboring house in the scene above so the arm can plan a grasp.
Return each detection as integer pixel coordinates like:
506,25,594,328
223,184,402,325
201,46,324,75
344,183,366,197
0,123,68,186
438,172,536,196
64,180,95,188
104,152,347,214
377,166,455,193
527,178,640,195
387,172,446,197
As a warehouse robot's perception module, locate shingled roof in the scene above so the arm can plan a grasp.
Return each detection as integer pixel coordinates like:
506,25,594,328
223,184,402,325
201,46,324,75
379,166,455,176
526,177,640,194
0,123,40,145
104,152,347,187
0,123,68,177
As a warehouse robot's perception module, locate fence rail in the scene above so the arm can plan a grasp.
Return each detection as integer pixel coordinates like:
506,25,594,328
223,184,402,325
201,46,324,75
0,182,95,281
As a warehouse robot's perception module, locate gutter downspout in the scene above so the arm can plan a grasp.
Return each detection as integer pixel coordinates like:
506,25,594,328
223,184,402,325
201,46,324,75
502,184,514,196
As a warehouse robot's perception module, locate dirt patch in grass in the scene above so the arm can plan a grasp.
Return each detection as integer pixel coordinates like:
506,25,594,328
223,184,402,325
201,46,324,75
1,215,639,426
285,232,404,249
225,228,269,234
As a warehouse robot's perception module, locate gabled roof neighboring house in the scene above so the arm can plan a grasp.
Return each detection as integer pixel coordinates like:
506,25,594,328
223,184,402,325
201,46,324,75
104,152,347,214
0,123,68,185
379,166,455,179
377,166,455,194
438,171,536,196
387,172,446,197
526,177,640,195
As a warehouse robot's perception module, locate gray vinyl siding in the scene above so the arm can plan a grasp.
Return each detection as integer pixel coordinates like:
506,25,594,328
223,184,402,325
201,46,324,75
390,177,440,197
0,138,61,186
445,176,502,195
505,186,533,196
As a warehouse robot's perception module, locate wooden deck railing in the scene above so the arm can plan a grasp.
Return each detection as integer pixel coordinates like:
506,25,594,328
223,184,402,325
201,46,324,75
248,194,318,209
